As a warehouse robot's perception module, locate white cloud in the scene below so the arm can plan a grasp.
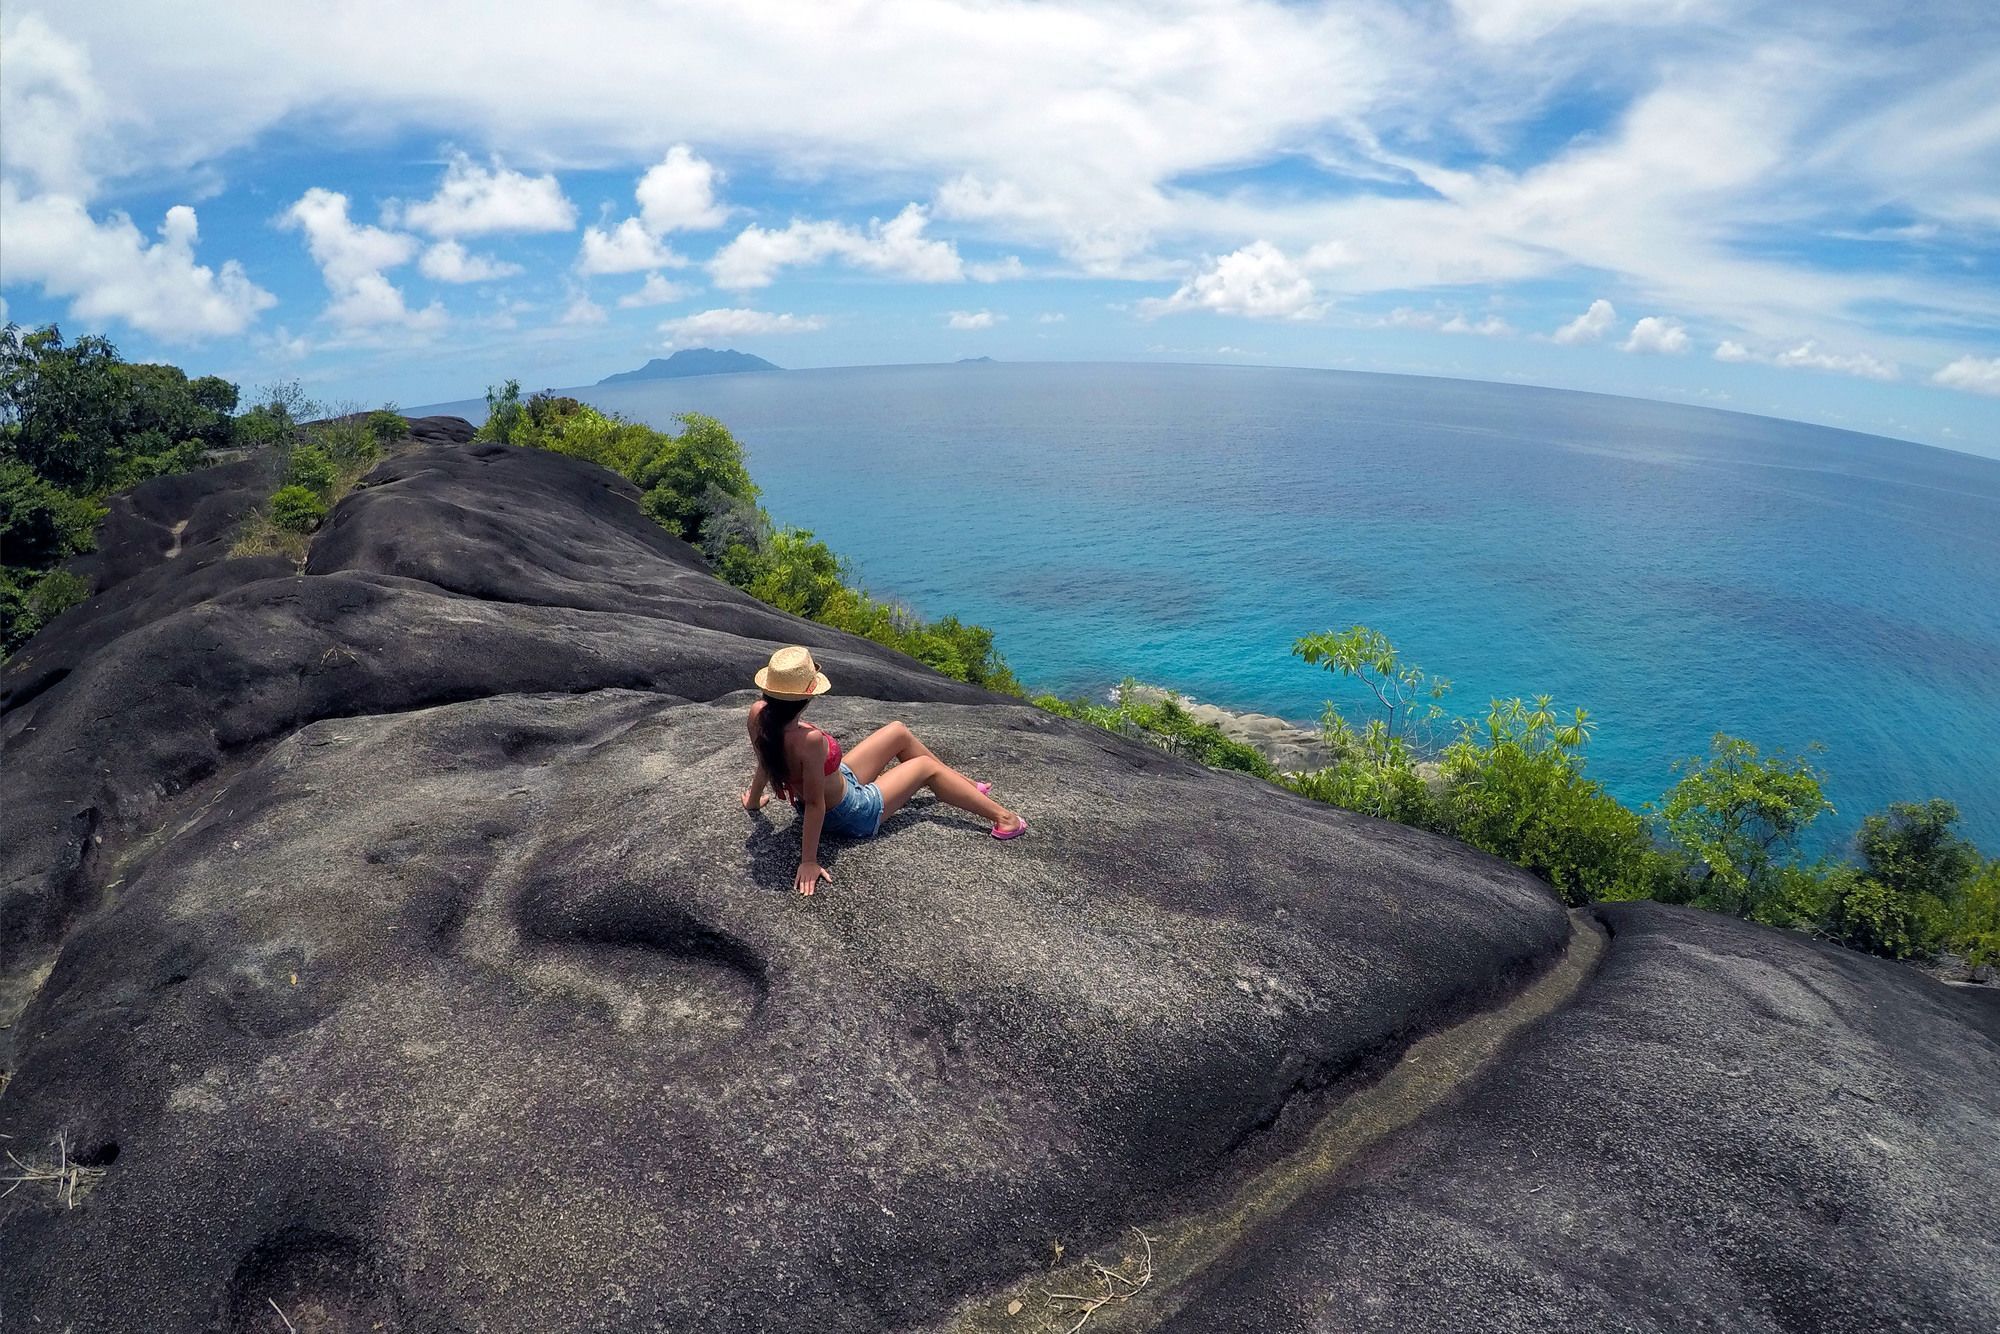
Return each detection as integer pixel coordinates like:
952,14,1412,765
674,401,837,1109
635,145,727,234
1382,306,1509,335
0,182,274,339
1441,312,1512,336
1620,315,1689,355
0,15,110,197
1553,298,1617,344
709,204,963,289
394,152,576,236
1771,340,1898,381
946,309,999,330
577,218,687,275
559,292,607,325
969,256,1027,282
417,240,522,283
281,187,442,332
1710,337,1899,380
1449,0,1705,46
1139,242,1322,320
18,3,2000,386
616,273,694,308
255,325,312,360
1037,312,1066,324
658,308,826,343
1933,355,2000,397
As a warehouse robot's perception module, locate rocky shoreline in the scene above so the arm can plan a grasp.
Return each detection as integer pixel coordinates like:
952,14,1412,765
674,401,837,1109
1116,682,1334,772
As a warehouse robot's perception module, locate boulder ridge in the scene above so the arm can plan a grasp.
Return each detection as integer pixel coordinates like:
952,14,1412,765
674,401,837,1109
3,427,1996,1333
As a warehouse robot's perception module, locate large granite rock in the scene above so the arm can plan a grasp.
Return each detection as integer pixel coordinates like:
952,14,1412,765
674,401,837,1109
2,433,1993,1332
1152,901,2000,1334
0,441,987,975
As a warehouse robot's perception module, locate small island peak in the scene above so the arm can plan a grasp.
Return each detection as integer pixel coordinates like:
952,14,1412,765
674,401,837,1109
599,348,782,384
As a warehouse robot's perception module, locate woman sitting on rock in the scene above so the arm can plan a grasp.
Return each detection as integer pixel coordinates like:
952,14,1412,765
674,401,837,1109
743,646,1027,895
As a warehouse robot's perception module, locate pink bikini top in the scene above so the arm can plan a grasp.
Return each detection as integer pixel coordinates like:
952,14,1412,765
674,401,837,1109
805,723,841,774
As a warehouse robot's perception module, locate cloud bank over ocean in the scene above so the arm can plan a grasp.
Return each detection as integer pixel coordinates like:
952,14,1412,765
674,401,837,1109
1,2,1996,449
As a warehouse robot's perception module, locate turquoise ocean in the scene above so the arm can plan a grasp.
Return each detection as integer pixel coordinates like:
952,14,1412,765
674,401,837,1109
421,363,2000,851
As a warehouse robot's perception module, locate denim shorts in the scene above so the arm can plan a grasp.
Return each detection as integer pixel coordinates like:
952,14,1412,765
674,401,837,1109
820,762,884,838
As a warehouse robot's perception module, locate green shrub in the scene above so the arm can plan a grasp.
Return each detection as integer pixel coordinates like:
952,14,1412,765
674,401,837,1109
0,566,93,654
366,410,406,444
285,444,337,496
1949,861,2000,971
477,378,526,444
1856,800,1979,904
0,568,27,654
1282,757,1431,824
1816,864,1947,960
233,403,292,450
270,485,329,533
1658,734,1831,918
1282,716,1432,825
25,568,89,624
1432,697,1659,904
1,460,103,568
1293,625,1451,746
2,324,235,493
1037,683,1274,779
308,415,379,468
634,413,761,542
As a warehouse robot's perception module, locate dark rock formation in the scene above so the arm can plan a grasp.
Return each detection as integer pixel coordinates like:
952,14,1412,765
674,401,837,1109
1152,901,2000,1333
2,432,1995,1332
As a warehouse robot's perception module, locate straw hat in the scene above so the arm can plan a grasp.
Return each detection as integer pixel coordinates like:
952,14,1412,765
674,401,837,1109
754,645,832,700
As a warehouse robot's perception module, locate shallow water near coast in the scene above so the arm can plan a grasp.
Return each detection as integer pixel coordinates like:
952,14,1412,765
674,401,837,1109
421,362,2000,849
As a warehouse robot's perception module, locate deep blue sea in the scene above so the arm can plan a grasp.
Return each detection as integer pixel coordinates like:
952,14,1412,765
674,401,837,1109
420,363,2000,852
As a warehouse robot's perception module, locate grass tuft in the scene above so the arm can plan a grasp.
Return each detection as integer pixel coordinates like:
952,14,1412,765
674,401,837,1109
3,1131,107,1208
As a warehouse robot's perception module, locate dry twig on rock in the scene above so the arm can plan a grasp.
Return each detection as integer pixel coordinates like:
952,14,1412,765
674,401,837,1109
2,1131,107,1209
1043,1227,1154,1333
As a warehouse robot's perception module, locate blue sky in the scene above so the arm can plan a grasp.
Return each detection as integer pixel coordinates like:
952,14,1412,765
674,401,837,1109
3,1,1998,456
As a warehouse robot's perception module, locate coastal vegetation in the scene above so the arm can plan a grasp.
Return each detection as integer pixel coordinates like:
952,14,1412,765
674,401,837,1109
1,324,238,651
1269,625,1991,969
0,324,401,638
475,381,1019,692
1033,685,1277,779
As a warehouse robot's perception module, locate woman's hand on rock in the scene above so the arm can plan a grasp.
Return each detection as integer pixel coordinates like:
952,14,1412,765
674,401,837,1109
796,861,831,896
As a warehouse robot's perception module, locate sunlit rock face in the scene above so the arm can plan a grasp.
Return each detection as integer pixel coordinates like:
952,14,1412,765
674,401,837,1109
3,433,1993,1333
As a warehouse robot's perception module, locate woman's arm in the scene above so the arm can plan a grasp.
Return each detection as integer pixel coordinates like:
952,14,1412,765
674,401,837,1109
796,791,831,895
794,731,834,895
743,703,771,810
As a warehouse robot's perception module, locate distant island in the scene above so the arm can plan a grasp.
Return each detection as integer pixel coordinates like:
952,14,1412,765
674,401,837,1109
598,348,781,384
957,356,995,364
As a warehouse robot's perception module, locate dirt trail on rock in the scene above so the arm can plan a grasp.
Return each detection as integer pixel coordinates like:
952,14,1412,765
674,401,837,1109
937,910,1606,1334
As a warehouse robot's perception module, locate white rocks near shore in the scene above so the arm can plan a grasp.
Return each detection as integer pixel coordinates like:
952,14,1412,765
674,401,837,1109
1117,683,1334,773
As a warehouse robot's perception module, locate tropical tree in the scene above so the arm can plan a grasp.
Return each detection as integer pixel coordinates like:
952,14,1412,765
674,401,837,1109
1658,734,1831,916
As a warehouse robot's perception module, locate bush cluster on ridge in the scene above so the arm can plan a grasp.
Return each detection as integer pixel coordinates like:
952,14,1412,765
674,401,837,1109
475,380,1020,693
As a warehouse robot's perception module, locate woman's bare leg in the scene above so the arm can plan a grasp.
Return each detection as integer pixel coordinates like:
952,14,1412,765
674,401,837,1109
872,755,1020,829
843,720,933,784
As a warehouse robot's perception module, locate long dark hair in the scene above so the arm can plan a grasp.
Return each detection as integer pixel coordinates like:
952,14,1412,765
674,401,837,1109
754,694,810,798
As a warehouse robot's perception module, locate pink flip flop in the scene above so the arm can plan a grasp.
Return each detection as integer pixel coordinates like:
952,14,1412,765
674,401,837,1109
976,781,992,796
991,816,1028,841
